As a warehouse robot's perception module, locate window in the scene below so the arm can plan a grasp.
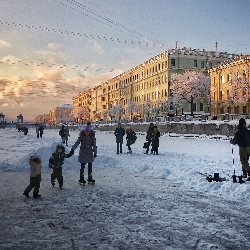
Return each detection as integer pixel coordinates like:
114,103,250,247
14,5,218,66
209,61,213,68
170,59,175,67
201,61,204,68
200,103,203,111
193,103,196,111
194,60,197,68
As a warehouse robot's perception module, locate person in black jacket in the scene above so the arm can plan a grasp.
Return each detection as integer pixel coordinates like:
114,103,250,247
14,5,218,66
230,118,250,180
144,123,154,154
151,126,160,155
114,122,125,154
48,144,74,189
126,127,137,154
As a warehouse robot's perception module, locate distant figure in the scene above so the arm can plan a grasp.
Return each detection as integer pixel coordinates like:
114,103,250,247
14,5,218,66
48,144,74,189
59,125,66,144
144,123,154,154
125,126,137,154
114,122,125,154
23,127,28,135
23,154,42,198
230,118,250,180
39,125,44,138
151,126,160,155
36,126,39,138
65,125,70,146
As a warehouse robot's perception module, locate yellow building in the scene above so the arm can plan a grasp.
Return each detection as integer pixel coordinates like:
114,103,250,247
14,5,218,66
209,55,250,116
73,48,238,121
49,104,73,125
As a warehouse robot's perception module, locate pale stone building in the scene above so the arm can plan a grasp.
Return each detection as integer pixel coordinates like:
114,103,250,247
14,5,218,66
49,104,73,125
73,48,238,121
209,55,250,116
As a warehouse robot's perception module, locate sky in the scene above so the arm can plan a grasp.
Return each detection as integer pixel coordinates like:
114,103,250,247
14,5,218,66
0,0,250,121
0,123,250,248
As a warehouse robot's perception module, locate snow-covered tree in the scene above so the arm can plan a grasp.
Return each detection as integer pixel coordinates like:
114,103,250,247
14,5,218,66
71,107,89,121
228,70,250,107
170,71,210,116
109,104,123,120
144,100,151,117
127,100,139,118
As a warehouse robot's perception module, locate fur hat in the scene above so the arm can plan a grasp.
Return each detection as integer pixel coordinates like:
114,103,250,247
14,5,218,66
85,124,91,132
29,154,41,164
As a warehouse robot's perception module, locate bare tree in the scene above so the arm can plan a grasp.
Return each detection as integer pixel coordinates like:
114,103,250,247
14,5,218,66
170,71,210,116
127,100,139,119
109,104,124,120
144,100,151,117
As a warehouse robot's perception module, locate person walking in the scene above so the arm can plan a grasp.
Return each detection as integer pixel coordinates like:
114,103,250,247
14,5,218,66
36,126,39,138
151,126,161,155
126,126,137,154
144,123,155,154
230,118,250,180
65,125,70,146
71,122,97,185
59,125,66,144
39,125,44,138
114,122,125,154
48,144,74,189
23,154,42,198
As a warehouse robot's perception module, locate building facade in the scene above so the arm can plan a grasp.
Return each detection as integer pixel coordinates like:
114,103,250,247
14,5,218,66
209,55,250,116
73,48,238,121
49,104,73,125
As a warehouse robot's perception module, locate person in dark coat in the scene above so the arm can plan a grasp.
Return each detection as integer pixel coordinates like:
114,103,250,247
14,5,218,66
65,125,70,146
151,126,160,155
114,122,125,154
23,154,42,198
39,125,44,138
71,122,97,184
144,123,154,154
59,125,66,144
230,118,250,180
48,144,74,189
126,127,137,154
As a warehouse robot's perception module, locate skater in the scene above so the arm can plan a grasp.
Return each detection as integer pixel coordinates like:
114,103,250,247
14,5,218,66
151,126,160,155
65,125,70,146
59,125,66,144
144,123,154,154
114,122,125,154
126,126,137,154
71,122,97,185
36,126,39,138
48,144,74,189
23,154,42,198
230,118,250,180
39,125,44,138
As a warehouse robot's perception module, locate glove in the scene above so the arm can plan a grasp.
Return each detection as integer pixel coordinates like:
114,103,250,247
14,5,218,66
48,164,53,169
94,153,97,158
69,149,74,157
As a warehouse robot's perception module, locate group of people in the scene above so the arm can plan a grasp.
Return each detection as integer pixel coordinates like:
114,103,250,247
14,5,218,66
36,125,44,138
23,122,97,198
114,122,160,155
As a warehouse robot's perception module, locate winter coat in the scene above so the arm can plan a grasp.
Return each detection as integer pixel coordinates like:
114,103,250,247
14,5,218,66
146,126,154,142
114,127,125,143
71,130,97,163
49,151,73,168
29,156,42,178
39,126,44,135
151,130,160,149
126,129,137,146
64,126,70,140
59,127,66,138
230,127,250,147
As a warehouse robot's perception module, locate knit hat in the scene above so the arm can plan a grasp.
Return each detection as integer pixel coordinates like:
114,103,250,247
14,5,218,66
85,124,91,132
30,153,41,160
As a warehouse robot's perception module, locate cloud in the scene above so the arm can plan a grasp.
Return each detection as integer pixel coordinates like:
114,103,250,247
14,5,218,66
0,39,11,48
92,41,104,55
47,43,63,51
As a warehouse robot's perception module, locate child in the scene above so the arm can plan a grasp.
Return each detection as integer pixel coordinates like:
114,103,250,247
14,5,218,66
48,144,74,189
151,126,160,155
23,154,42,198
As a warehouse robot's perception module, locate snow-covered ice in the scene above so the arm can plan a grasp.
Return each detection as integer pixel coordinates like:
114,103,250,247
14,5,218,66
0,127,250,249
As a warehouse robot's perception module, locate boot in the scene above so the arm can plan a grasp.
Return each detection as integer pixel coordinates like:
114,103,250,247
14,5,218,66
23,192,29,198
232,175,237,183
33,192,41,198
238,176,245,184
129,149,132,154
87,176,95,184
247,172,250,181
144,150,148,154
79,175,86,185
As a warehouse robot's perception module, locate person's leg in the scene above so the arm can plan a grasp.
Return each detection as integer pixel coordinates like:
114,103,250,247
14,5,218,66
120,143,122,154
79,163,86,183
57,167,63,188
239,147,250,179
23,178,35,197
33,177,41,197
87,162,93,180
116,143,119,154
